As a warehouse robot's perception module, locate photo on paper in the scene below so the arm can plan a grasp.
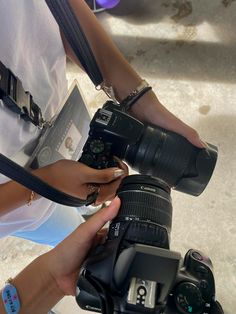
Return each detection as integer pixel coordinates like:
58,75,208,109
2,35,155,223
57,122,82,159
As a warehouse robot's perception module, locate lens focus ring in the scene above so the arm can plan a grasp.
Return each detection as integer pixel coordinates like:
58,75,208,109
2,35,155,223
117,189,172,231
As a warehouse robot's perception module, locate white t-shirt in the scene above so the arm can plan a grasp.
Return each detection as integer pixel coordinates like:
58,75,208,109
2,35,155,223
0,1,68,236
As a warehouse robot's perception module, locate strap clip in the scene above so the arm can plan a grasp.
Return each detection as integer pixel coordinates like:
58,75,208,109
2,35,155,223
0,61,45,128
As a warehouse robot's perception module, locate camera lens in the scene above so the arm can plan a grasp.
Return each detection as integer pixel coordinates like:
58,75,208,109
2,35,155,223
108,175,172,249
125,125,218,196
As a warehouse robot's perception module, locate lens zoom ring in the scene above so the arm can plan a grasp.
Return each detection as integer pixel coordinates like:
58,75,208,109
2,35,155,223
118,191,172,229
125,221,169,248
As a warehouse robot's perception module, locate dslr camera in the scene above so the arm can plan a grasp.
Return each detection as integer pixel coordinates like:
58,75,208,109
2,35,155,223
79,100,217,196
77,101,223,313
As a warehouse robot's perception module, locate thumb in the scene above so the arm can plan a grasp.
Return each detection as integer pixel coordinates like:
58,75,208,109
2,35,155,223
78,197,121,240
52,197,121,262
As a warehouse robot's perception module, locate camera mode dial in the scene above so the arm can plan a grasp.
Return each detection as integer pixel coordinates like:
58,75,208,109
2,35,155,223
90,139,105,154
80,135,117,169
174,282,205,314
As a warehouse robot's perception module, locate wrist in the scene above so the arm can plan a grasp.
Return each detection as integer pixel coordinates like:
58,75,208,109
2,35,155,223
10,254,64,314
31,162,59,194
39,253,66,298
0,180,38,215
119,81,152,112
129,89,159,122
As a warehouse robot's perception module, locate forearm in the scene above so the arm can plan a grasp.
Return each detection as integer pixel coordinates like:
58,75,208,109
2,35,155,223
0,180,34,216
65,0,144,99
63,0,161,124
0,255,64,314
0,166,53,217
63,1,204,147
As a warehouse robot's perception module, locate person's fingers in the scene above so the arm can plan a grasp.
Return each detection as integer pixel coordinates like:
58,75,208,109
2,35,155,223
113,157,129,174
94,160,128,204
85,173,126,202
95,176,123,204
135,100,206,148
79,163,125,184
154,106,206,148
52,198,120,263
48,198,120,296
159,114,206,148
76,197,120,241
175,122,207,148
92,228,108,248
97,228,108,238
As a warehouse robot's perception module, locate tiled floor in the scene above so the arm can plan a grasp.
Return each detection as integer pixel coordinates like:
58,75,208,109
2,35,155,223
0,1,236,313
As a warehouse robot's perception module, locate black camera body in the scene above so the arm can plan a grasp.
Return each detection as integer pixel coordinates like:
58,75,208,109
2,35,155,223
76,175,219,314
79,101,143,170
77,247,215,314
79,101,217,196
77,102,222,313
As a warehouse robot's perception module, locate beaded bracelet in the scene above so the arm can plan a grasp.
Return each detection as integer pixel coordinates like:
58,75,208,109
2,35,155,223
1,279,21,314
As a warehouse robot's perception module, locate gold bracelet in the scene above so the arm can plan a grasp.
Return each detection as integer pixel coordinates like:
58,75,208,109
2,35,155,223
27,191,35,206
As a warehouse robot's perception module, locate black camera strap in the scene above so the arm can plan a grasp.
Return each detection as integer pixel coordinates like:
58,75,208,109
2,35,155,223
0,61,96,206
45,0,153,110
0,153,96,207
0,0,150,207
0,61,45,128
45,0,103,87
0,0,104,206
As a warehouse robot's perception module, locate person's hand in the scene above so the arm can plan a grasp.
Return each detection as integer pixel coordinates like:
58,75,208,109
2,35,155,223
33,160,128,204
130,91,206,148
45,196,121,296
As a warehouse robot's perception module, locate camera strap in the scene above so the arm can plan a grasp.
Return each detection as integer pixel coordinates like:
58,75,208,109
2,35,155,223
0,72,95,206
0,0,103,207
45,0,104,87
0,61,46,128
0,62,95,206
46,0,154,110
0,153,96,207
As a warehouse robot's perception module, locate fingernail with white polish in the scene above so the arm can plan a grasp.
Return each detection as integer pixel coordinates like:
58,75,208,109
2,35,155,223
114,169,125,178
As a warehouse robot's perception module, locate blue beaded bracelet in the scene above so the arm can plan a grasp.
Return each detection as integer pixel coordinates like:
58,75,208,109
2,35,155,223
2,281,21,314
